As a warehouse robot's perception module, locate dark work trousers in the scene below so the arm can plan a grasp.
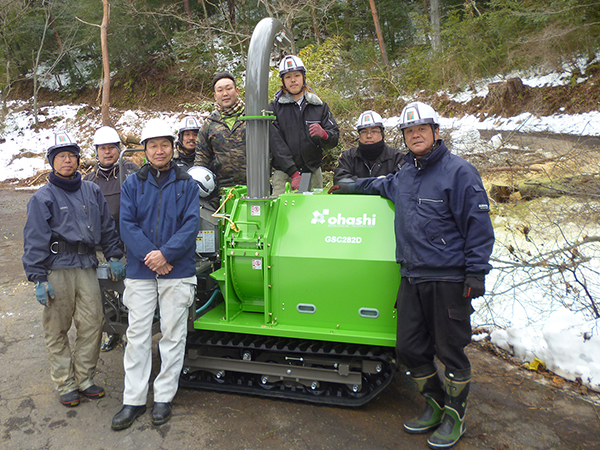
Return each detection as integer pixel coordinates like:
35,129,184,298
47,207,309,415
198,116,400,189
395,280,473,375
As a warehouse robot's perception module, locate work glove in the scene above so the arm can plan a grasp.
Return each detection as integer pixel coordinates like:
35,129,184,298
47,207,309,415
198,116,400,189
108,258,126,281
35,281,55,306
291,171,302,190
328,179,355,194
309,123,328,140
463,276,485,299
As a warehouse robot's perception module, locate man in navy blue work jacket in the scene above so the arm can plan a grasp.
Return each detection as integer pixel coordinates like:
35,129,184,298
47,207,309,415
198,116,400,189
111,118,200,431
23,131,125,408
330,102,494,449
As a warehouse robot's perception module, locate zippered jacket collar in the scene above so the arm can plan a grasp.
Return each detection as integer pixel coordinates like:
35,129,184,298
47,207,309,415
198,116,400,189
405,139,447,169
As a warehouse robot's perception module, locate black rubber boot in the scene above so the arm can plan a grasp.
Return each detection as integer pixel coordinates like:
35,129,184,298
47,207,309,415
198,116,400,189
403,364,445,434
427,368,471,449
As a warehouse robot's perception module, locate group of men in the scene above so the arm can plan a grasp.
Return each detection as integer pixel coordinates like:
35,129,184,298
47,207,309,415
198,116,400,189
22,53,494,449
23,119,201,430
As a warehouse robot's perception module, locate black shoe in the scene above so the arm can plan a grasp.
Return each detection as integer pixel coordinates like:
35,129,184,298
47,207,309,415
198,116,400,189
59,391,80,407
80,385,105,399
101,333,120,352
152,402,172,426
111,405,146,431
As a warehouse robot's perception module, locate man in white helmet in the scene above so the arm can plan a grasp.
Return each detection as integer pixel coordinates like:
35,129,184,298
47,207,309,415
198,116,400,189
111,118,200,430
22,131,125,408
333,110,403,184
330,101,494,449
269,55,339,195
85,126,139,352
85,126,139,232
174,116,201,169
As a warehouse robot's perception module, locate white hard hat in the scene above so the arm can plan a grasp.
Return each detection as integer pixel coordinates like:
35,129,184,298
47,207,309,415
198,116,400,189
141,118,175,146
46,131,81,167
188,166,216,198
93,126,121,147
178,116,201,132
177,116,201,142
356,110,384,131
279,55,306,77
399,102,439,130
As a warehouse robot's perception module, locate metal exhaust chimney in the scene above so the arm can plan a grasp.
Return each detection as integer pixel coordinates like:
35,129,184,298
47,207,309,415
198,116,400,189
245,18,284,199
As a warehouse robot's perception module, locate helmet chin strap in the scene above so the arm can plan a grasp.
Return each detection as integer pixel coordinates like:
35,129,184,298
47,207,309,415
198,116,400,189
149,159,172,177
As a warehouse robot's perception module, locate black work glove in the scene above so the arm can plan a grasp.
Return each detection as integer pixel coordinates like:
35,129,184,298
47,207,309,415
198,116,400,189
463,276,485,299
328,179,355,194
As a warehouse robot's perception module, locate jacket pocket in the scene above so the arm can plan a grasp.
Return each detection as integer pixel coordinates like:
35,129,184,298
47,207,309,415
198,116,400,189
424,220,448,250
418,198,447,250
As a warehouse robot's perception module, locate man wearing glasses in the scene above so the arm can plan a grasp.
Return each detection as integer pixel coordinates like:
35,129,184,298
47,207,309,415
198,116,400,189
333,110,403,184
23,131,124,408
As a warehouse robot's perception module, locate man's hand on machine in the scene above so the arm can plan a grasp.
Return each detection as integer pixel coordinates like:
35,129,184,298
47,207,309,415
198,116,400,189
328,179,355,194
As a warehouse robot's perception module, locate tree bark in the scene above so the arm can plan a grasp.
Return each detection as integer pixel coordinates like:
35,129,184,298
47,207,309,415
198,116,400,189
49,11,64,53
430,0,441,52
100,0,111,125
183,0,192,30
198,0,214,51
312,6,320,45
368,0,388,67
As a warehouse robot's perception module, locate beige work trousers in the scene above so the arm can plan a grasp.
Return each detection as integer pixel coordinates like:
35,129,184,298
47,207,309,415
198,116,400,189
44,267,104,395
271,167,323,196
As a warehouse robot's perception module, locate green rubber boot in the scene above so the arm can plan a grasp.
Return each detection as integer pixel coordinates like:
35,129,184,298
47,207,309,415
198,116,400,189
427,370,470,449
404,365,445,434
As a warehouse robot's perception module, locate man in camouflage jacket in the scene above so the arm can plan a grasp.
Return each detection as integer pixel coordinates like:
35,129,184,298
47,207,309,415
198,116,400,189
195,72,246,188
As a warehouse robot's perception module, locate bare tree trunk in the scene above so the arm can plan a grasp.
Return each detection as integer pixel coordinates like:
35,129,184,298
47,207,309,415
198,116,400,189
312,7,320,45
183,0,192,30
1,37,12,112
430,0,441,52
49,11,64,53
284,18,297,55
33,8,52,128
368,0,388,67
100,0,111,125
198,0,214,51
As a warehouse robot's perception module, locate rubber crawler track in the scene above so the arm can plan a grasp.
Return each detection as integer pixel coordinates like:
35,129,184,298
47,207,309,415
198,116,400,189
180,330,397,407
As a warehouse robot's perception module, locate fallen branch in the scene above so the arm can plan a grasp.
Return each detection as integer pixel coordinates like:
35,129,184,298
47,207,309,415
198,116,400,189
484,166,544,173
27,170,51,186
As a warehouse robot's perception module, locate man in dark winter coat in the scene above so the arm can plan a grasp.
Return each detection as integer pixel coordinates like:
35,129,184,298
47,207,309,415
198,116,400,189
23,131,125,408
111,118,200,431
330,102,494,449
269,55,339,195
84,125,139,352
333,110,403,184
84,126,139,231
195,73,247,187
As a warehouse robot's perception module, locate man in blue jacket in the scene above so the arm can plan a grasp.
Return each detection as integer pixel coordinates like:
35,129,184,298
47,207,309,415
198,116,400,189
330,102,494,449
111,118,200,431
269,55,339,195
22,131,125,408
